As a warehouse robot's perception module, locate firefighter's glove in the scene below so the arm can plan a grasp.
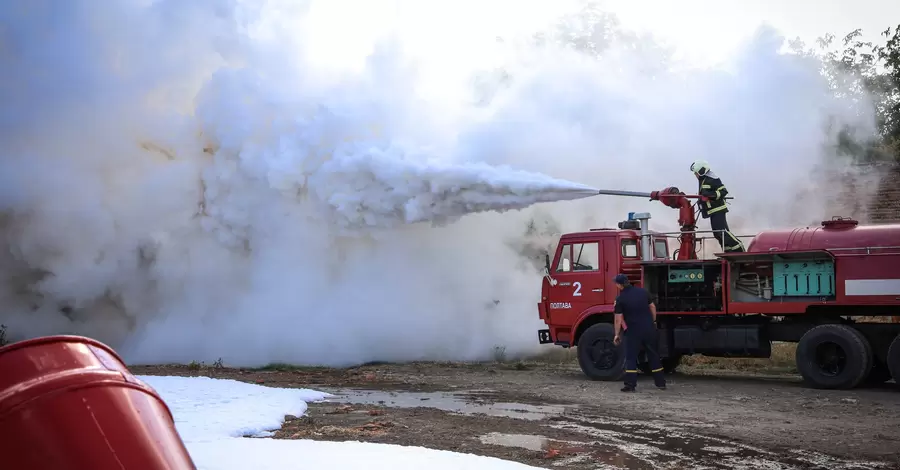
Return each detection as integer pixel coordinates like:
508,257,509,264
699,195,710,202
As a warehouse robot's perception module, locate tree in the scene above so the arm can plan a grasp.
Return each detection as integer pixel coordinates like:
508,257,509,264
877,26,900,159
813,26,900,163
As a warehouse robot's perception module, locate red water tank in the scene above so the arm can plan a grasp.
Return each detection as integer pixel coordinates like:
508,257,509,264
0,335,196,470
746,217,900,253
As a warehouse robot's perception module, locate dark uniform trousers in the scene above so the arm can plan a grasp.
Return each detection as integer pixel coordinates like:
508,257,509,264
709,211,744,253
698,174,744,253
623,326,666,388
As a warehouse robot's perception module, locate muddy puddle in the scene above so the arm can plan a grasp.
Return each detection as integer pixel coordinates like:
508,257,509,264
322,388,572,421
322,388,895,470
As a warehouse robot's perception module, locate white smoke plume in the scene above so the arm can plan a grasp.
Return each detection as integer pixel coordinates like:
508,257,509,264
0,0,878,366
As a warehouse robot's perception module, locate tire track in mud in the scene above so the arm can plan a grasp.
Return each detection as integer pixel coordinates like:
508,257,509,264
307,388,894,470
132,364,900,469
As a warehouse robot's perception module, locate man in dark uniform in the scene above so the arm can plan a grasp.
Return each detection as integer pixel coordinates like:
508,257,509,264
690,160,744,253
612,274,666,392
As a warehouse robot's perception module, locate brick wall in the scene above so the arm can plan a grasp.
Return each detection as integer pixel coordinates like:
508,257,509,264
820,162,900,224
856,162,900,324
868,162,900,223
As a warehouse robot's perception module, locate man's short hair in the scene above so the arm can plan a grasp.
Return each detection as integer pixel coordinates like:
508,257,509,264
613,274,629,285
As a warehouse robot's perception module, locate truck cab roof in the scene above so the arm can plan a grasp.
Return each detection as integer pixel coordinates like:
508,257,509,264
559,228,666,241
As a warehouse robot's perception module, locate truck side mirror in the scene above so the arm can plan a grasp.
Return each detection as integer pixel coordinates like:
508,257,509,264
545,253,551,272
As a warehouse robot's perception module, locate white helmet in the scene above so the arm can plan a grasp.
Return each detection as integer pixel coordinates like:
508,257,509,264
690,160,710,176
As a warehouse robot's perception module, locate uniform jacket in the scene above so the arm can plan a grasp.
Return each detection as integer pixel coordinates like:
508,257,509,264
697,172,729,219
614,285,655,333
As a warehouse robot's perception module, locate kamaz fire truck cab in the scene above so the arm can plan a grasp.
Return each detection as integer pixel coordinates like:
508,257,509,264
538,212,671,347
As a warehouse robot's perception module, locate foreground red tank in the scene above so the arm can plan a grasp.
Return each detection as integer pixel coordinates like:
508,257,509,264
0,335,196,469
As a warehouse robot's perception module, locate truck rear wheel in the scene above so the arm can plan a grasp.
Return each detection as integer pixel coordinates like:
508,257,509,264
888,334,900,385
577,323,625,381
639,354,682,375
664,355,683,373
863,360,892,385
796,324,872,390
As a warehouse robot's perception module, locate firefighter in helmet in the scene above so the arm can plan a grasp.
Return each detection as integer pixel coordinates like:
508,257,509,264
690,160,745,253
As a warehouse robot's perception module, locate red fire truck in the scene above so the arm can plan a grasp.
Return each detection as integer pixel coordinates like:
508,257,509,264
536,186,900,390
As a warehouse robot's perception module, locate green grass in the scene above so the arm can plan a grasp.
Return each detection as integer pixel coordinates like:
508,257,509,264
134,342,798,377
513,342,799,375
254,362,339,372
518,346,579,365
243,342,796,375
680,342,797,374
185,358,225,371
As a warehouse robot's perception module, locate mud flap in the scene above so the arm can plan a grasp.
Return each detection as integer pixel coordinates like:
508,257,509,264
538,329,552,344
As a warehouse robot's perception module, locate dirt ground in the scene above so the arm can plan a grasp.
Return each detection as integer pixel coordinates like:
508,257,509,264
132,360,900,469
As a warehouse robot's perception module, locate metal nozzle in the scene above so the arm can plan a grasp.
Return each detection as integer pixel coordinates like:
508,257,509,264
595,189,653,198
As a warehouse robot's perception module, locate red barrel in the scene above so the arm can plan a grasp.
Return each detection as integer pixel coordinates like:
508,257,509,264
0,335,196,469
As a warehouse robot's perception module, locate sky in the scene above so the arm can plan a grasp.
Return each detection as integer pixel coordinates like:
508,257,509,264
601,0,899,65
303,0,899,70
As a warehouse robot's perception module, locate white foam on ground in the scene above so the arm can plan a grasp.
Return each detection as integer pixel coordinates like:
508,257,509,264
141,374,542,470
138,375,332,442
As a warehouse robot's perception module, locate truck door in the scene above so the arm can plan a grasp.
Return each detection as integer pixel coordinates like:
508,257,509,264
548,240,606,326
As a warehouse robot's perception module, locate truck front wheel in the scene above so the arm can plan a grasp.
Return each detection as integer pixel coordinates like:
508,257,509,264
577,323,625,381
796,324,873,390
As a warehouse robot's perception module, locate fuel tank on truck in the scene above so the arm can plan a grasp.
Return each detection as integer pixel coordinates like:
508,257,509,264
0,335,196,470
745,217,900,252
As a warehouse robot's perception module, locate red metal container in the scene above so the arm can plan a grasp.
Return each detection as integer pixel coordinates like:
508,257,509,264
746,218,900,253
0,335,196,469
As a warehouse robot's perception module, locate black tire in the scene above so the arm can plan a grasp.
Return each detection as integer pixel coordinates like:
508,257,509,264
663,354,683,374
863,361,892,385
796,324,873,390
888,334,900,385
577,323,625,381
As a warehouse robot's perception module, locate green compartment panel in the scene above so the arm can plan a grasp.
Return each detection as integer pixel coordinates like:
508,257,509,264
773,260,835,296
668,268,706,283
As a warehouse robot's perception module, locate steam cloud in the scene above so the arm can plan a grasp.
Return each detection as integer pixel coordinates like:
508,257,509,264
0,1,878,366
